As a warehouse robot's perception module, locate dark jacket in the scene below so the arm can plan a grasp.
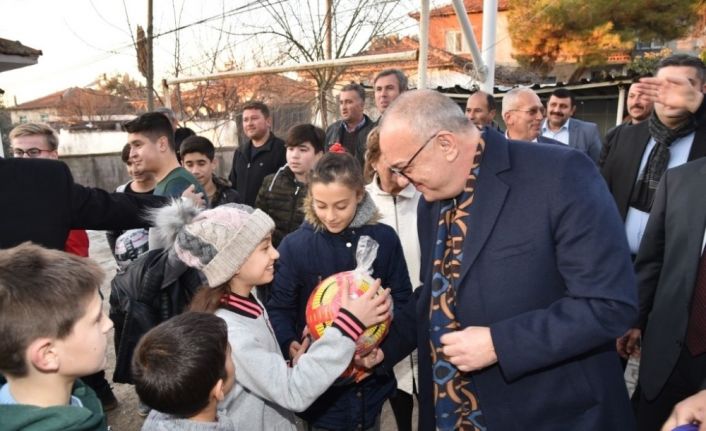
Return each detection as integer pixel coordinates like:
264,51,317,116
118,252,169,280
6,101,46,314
267,193,412,430
0,157,166,250
255,165,306,247
228,133,286,206
110,248,202,383
601,101,706,220
635,158,706,400
381,128,637,430
325,115,374,167
210,176,240,208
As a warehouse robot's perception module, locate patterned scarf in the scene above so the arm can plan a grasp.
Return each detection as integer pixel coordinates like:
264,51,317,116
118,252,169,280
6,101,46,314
429,139,486,431
630,112,696,212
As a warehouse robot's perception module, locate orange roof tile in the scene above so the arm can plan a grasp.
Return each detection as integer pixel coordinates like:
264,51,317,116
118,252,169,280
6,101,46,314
410,0,509,19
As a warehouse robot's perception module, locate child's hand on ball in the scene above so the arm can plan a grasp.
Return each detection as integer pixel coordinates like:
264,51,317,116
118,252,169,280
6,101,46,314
341,278,391,329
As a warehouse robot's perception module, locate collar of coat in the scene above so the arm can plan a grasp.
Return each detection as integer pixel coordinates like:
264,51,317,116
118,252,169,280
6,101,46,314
303,190,380,231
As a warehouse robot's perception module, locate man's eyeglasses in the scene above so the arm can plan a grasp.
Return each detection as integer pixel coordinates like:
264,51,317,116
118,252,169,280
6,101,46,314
388,131,439,181
12,147,54,158
509,107,545,117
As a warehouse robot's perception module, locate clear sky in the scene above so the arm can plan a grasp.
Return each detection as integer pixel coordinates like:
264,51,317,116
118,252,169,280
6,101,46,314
0,0,422,105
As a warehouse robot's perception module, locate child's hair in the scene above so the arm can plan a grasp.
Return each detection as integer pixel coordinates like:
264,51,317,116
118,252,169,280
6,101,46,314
121,143,132,164
0,242,104,377
286,124,325,153
123,112,176,152
132,311,229,418
363,126,381,183
180,135,215,161
307,151,365,194
189,283,230,314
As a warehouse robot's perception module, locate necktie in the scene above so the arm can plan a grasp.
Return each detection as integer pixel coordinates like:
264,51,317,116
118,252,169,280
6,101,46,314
686,250,706,356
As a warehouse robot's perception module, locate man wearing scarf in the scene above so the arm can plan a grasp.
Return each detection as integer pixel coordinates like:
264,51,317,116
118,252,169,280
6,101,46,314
612,70,706,431
377,90,637,430
601,54,706,258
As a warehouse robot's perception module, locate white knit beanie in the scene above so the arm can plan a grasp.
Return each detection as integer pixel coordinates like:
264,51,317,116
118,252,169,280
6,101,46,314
173,203,274,287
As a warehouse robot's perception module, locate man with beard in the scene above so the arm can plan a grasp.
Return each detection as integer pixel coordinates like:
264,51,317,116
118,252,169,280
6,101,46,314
541,88,603,163
601,54,706,258
228,101,286,206
600,82,656,166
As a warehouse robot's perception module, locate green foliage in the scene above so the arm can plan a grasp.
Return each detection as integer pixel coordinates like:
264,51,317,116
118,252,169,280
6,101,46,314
508,0,702,76
627,48,673,76
96,73,145,98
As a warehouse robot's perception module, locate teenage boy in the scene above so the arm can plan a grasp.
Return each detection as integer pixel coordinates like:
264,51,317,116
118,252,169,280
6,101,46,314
9,123,90,257
0,243,113,431
132,312,236,430
180,136,240,208
255,124,325,247
123,112,205,200
124,112,206,249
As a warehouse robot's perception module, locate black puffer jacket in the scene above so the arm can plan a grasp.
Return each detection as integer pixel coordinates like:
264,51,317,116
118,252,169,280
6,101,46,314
255,165,307,247
210,176,240,208
110,248,202,383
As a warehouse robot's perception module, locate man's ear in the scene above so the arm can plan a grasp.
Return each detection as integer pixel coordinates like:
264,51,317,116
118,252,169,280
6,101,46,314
27,338,60,373
569,105,577,117
265,116,273,129
157,135,170,152
438,131,460,163
211,378,225,402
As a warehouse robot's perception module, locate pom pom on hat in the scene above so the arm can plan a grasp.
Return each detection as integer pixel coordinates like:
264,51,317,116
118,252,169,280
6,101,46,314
329,142,347,154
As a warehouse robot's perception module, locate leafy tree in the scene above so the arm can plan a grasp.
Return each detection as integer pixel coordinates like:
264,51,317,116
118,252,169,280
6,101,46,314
508,0,703,80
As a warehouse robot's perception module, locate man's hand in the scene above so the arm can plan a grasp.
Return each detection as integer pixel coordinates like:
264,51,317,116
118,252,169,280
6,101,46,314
181,185,206,208
616,328,642,359
440,326,497,372
661,390,706,431
634,76,704,114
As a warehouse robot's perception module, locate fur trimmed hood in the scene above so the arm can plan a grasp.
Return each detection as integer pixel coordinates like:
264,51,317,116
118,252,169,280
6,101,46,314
303,190,380,231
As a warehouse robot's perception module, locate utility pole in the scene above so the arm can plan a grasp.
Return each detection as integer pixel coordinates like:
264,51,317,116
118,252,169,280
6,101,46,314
320,0,333,127
147,0,154,111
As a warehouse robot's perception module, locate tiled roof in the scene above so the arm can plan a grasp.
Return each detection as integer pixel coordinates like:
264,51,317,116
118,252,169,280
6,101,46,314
410,0,509,19
9,87,132,112
0,38,42,57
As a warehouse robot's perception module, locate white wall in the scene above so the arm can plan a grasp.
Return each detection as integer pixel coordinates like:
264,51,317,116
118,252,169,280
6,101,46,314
57,119,239,156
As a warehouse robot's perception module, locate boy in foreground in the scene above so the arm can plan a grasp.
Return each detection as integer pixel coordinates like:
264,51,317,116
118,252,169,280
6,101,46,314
0,242,113,431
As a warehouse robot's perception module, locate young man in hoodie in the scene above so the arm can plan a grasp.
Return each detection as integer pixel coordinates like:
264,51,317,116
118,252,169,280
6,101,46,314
0,243,113,431
255,124,325,247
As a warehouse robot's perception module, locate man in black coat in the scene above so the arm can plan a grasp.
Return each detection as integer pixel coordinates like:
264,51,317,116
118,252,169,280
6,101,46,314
0,156,167,250
228,101,286,206
601,54,706,257
615,73,706,431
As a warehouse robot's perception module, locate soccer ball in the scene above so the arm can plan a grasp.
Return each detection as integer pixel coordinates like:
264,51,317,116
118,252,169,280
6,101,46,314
305,271,391,356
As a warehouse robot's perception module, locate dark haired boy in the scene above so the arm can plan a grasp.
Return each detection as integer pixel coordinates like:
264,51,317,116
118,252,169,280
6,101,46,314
132,312,236,430
228,101,286,206
0,243,112,431
180,136,240,208
255,124,324,247
123,112,205,200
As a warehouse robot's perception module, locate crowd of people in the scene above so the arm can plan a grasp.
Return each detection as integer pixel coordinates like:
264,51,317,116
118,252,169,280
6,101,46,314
1,55,706,431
